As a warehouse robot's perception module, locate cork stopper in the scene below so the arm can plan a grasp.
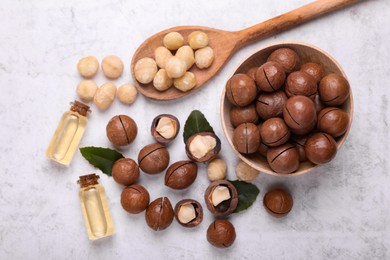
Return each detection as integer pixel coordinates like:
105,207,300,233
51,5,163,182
70,100,91,117
78,173,100,188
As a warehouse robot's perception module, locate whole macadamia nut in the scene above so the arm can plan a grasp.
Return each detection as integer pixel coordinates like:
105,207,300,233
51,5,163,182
77,80,98,102
285,71,317,98
165,160,198,190
134,57,158,84
229,103,259,127
77,56,99,78
195,46,214,69
94,82,117,110
121,184,150,214
163,32,184,51
263,188,293,217
106,115,138,146
188,31,209,50
233,123,260,154
255,61,286,92
267,47,301,73
235,160,259,182
226,73,257,107
112,158,139,186
319,73,350,106
305,132,337,164
173,71,196,92
207,158,227,181
317,107,349,137
300,62,324,83
256,90,287,120
260,117,290,147
101,55,124,79
117,83,138,105
145,197,174,231
207,219,236,248
138,143,170,174
267,143,299,174
283,95,317,135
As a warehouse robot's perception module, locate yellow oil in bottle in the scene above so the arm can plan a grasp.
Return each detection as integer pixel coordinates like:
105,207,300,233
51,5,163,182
46,101,90,166
78,174,114,240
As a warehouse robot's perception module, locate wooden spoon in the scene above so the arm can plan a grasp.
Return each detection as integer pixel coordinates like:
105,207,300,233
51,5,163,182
131,0,360,101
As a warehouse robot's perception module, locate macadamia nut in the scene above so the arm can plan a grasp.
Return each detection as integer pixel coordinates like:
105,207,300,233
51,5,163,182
134,57,158,84
163,32,184,51
102,55,124,79
76,80,98,102
94,82,116,110
175,45,195,70
235,160,259,182
154,46,173,69
173,71,196,92
77,56,99,78
188,31,209,50
117,83,137,105
211,186,231,206
207,158,227,181
153,69,173,91
189,134,216,159
195,46,214,69
165,57,187,79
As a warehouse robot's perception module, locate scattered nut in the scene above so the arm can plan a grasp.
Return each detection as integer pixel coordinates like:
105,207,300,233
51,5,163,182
93,82,117,110
204,180,238,217
151,114,180,144
134,57,158,84
263,188,293,218
165,160,198,190
166,57,187,79
76,80,98,102
163,32,184,51
185,132,221,163
77,56,99,78
206,219,236,248
106,115,138,146
207,158,227,181
188,31,209,50
112,158,139,186
145,197,174,231
154,46,173,69
175,45,195,70
121,184,150,214
101,55,124,79
195,46,214,69
138,143,170,174
235,160,259,182
174,199,203,228
117,83,138,105
173,71,196,92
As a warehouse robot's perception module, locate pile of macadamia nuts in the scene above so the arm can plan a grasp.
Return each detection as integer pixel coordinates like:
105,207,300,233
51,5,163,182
76,55,138,110
226,47,350,174
134,31,214,92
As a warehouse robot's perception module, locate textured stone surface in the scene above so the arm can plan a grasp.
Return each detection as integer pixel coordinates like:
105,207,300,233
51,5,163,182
0,0,389,259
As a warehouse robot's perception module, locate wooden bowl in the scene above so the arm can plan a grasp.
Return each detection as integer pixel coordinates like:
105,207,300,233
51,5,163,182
220,42,354,176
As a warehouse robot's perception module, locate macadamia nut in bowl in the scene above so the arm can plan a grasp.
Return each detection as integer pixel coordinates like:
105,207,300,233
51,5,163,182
221,42,353,176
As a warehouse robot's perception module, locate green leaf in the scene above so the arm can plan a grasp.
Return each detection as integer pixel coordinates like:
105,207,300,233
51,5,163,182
183,110,214,143
229,180,260,213
79,146,124,176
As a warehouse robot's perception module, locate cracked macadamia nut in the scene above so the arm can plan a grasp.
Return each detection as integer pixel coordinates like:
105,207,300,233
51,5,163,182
151,114,180,144
235,160,260,182
188,31,209,50
175,45,195,70
263,188,293,218
112,158,139,186
260,117,290,147
300,62,324,83
163,32,184,51
101,55,123,79
117,83,138,105
195,46,214,69
204,180,238,217
121,184,150,214
233,123,260,154
285,71,317,98
106,115,138,146
230,103,259,128
226,73,257,107
166,56,187,79
283,95,317,135
267,47,301,73
255,61,286,92
145,197,174,231
173,71,196,92
207,219,236,248
138,143,170,174
317,107,349,137
153,69,173,91
134,57,158,84
267,143,299,174
305,132,337,165
77,56,99,78
185,132,221,162
207,158,227,181
76,80,98,102
154,46,173,69
94,82,117,110
165,160,198,190
174,199,203,228
319,73,350,106
256,90,287,120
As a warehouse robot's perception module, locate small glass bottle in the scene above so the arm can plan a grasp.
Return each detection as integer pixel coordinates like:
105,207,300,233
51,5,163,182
77,174,115,240
46,100,90,166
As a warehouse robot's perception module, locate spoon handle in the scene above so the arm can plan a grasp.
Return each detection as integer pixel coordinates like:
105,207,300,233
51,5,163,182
236,0,360,47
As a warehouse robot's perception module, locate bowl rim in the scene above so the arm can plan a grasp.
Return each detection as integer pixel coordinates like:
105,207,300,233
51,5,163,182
220,41,354,177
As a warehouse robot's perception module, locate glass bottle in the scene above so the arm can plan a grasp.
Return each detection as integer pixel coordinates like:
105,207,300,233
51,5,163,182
77,174,115,240
46,100,90,166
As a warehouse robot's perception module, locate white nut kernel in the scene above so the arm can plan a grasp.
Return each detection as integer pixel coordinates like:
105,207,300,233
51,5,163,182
188,31,209,50
178,203,196,224
211,186,231,206
173,71,196,92
156,116,177,139
189,135,216,159
77,56,99,78
153,69,172,91
165,57,187,79
101,55,124,79
235,160,260,182
117,83,137,105
207,158,227,181
93,82,116,110
76,80,98,102
134,57,158,84
163,32,184,51
175,45,195,70
195,46,214,69
154,46,173,69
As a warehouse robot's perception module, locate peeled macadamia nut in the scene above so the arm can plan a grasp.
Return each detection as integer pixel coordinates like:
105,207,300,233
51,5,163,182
300,62,324,83
173,71,196,92
230,103,259,127
174,199,203,228
195,46,214,69
319,73,350,106
185,132,221,162
166,56,187,79
267,47,301,73
263,188,293,217
305,132,337,164
188,31,209,50
77,80,98,102
121,184,150,214
106,115,138,146
233,123,260,154
94,82,117,110
117,83,138,105
235,160,259,182
134,57,158,84
285,71,317,98
175,45,195,70
163,32,184,51
255,61,286,92
207,158,227,181
153,69,173,91
204,180,238,217
151,114,180,144
267,143,299,174
207,219,236,248
101,55,124,79
77,56,99,78
112,158,139,186
256,90,287,120
317,107,349,137
154,46,173,69
226,73,257,107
